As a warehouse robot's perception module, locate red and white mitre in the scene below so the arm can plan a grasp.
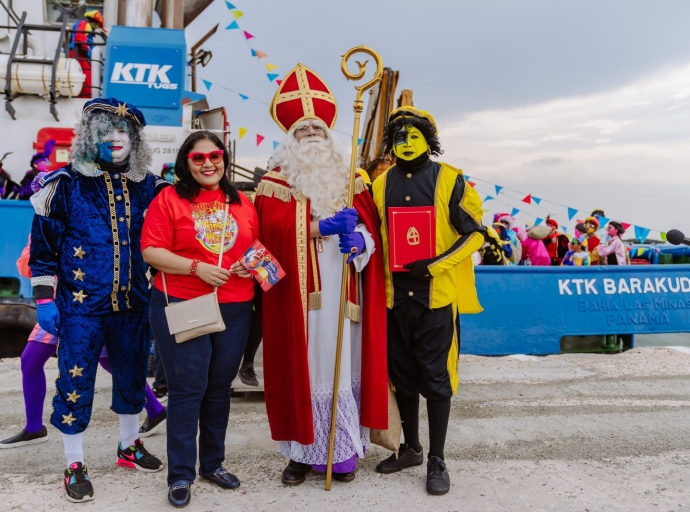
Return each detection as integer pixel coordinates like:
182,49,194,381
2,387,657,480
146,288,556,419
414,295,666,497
269,63,338,133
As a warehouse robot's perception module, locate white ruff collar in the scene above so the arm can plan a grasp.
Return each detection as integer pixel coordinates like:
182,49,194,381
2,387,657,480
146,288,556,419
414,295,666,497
72,160,146,183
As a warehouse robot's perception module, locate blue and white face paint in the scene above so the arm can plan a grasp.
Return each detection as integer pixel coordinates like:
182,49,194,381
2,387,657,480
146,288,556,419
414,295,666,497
96,126,132,164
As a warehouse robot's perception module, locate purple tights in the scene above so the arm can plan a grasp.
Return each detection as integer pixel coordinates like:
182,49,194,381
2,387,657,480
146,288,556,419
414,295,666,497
20,341,164,433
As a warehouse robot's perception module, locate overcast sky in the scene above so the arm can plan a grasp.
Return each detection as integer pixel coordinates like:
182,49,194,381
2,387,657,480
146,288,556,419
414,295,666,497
188,0,690,238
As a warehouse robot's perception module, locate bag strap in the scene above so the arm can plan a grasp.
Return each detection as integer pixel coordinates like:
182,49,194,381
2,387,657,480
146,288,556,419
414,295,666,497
162,196,231,304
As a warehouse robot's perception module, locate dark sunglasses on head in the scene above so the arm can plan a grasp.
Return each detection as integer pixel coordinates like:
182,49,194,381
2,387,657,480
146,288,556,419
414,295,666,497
188,150,224,166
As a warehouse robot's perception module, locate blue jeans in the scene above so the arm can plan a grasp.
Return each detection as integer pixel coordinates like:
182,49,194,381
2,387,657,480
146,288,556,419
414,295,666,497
150,288,252,484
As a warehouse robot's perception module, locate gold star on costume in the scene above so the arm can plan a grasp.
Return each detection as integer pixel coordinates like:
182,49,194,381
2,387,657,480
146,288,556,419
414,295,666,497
73,246,85,259
73,268,85,281
72,290,87,303
62,413,76,426
114,103,130,117
66,390,81,403
68,365,84,377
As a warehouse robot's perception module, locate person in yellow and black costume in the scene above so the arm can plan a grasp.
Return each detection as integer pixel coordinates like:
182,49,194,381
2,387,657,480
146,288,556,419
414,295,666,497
372,106,485,496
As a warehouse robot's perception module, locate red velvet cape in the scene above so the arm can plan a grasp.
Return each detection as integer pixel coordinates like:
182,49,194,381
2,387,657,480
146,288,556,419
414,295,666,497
255,171,388,445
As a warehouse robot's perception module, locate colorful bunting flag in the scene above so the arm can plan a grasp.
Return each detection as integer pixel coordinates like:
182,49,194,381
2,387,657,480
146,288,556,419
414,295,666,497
532,197,541,205
243,30,254,40
256,134,265,146
495,185,503,196
535,217,543,226
567,207,578,221
275,79,282,86
637,248,645,257
266,73,279,82
255,50,269,59
511,208,520,217
238,127,247,140
202,79,212,91
265,63,279,72
357,138,363,145
522,194,532,204
660,232,667,242
225,1,236,9
232,10,244,19
621,222,631,231
599,216,609,226
251,48,257,57
562,226,568,233
634,226,650,243
273,141,280,150
468,181,476,188
226,20,239,30
465,175,471,180
483,195,493,202
239,93,249,101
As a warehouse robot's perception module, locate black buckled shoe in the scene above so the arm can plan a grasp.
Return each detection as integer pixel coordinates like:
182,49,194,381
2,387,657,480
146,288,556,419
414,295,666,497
281,460,312,485
375,443,424,474
426,456,450,495
200,466,240,489
168,480,191,508
332,471,356,482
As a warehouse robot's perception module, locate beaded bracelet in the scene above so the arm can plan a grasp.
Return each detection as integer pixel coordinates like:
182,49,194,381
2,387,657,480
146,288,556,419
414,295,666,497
189,259,201,276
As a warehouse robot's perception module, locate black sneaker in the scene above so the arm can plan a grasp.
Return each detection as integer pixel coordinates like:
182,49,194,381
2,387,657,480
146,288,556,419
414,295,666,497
238,366,259,387
117,438,164,472
139,407,166,438
64,462,94,503
168,480,191,508
426,456,450,495
153,386,168,402
0,426,48,449
375,443,424,474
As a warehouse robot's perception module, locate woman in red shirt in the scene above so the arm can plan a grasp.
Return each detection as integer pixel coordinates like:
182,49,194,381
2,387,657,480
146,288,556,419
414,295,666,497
141,131,257,507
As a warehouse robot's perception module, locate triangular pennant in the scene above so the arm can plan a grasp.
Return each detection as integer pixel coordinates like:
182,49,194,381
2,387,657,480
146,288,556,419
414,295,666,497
598,216,609,227
511,208,520,217
243,30,254,40
225,1,236,9
634,225,650,243
567,207,578,221
494,185,503,196
562,226,568,233
637,248,645,257
532,196,541,205
534,217,543,226
238,127,247,140
272,141,280,150
621,222,631,231
266,73,279,82
202,79,212,91
522,194,532,204
250,48,257,57
265,63,279,72
275,79,282,86
233,10,243,19
225,20,239,30
660,232,667,242
256,134,265,146
238,93,249,101
357,138,363,145
465,174,471,180
483,195,493,202
255,50,269,59
468,181,476,188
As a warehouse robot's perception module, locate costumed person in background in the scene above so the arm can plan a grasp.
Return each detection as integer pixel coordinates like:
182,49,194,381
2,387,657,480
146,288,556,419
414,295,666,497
561,237,591,266
161,162,177,183
583,216,601,265
0,151,20,198
514,226,551,266
543,217,569,266
17,140,55,200
492,222,513,263
0,238,167,450
495,213,521,264
256,64,388,485
29,98,167,503
69,10,106,98
372,107,485,496
480,226,509,265
597,221,628,265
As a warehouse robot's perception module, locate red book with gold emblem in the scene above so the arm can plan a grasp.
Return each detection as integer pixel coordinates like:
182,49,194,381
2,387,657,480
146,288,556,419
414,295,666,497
387,207,436,271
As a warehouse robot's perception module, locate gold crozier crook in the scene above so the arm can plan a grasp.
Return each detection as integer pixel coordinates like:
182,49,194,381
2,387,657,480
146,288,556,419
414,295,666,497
324,45,383,491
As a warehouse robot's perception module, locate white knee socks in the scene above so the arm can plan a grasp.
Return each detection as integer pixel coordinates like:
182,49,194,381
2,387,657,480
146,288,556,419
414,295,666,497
62,432,84,466
119,414,139,448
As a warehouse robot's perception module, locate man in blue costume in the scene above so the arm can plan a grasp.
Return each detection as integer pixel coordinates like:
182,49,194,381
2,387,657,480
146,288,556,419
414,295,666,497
29,98,168,503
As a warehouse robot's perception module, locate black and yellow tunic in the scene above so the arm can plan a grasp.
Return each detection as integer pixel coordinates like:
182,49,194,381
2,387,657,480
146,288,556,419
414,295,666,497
372,155,484,398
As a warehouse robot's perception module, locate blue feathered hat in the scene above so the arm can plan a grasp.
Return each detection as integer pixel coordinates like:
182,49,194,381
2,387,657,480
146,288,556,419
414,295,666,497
82,97,146,127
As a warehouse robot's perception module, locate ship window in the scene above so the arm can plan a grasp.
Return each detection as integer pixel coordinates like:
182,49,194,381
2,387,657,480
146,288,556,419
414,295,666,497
44,1,105,25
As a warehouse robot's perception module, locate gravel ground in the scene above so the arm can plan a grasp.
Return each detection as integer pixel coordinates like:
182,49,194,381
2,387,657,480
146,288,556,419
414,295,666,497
1,346,689,511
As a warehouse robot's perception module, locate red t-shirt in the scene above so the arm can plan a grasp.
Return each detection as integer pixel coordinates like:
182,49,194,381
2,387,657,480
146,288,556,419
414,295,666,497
141,186,258,303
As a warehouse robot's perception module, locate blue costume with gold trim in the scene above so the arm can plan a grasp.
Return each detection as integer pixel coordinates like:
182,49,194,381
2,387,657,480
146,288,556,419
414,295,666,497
29,98,168,434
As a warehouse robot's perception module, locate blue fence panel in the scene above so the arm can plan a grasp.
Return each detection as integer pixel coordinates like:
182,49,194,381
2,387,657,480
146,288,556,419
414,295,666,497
0,200,34,298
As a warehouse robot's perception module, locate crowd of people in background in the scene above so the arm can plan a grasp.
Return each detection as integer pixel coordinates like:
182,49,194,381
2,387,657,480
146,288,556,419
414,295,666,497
474,209,630,267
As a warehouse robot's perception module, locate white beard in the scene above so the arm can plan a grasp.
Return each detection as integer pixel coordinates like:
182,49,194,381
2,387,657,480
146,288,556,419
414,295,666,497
269,127,350,221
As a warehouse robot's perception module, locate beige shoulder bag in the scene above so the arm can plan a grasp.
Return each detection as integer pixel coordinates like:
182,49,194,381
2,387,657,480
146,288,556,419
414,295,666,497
161,200,230,343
